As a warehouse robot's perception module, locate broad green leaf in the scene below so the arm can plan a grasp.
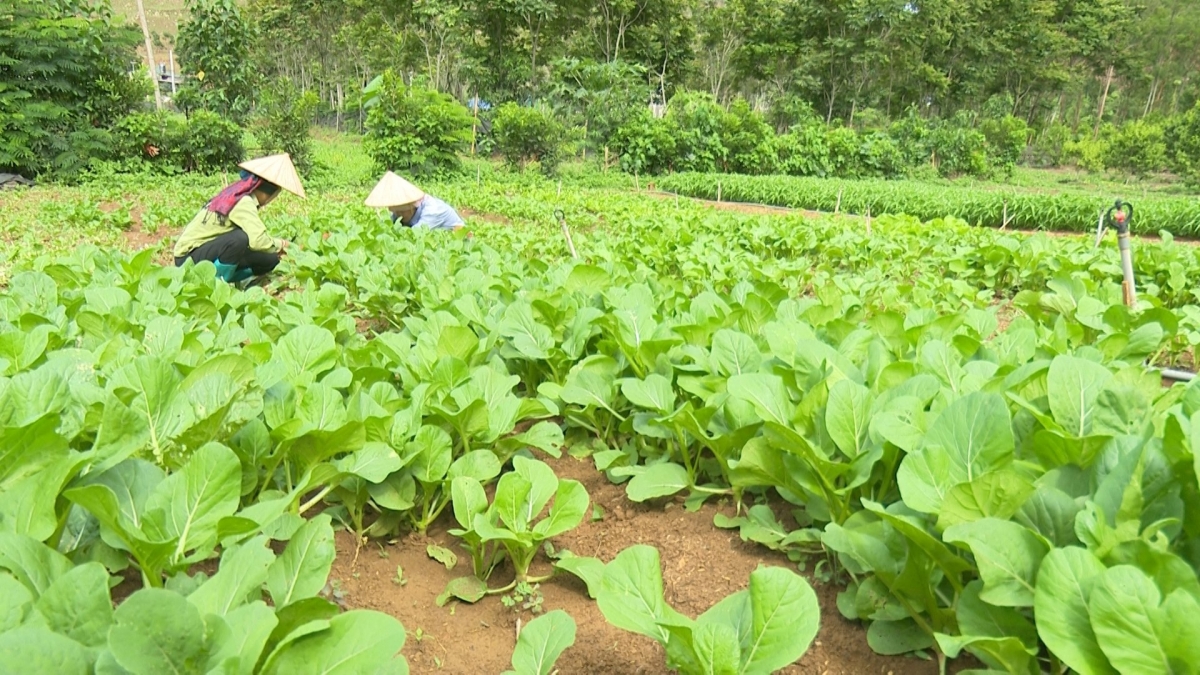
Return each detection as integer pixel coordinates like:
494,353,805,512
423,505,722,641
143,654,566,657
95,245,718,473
494,472,535,533
742,566,820,673
944,519,1047,607
0,532,73,596
206,601,277,675
512,456,559,521
451,477,489,530
1015,485,1081,547
407,426,453,485
262,610,408,675
504,609,576,675
188,537,275,616
957,581,1036,647
274,326,338,381
937,469,1035,530
620,374,676,414
427,544,457,570
109,588,207,675
499,302,554,360
625,463,689,502
335,443,402,483
533,480,589,539
267,514,335,607
709,329,760,378
143,442,241,564
933,633,1035,674
0,573,32,631
33,562,113,647
447,450,502,482
690,622,740,675
108,356,194,462
1047,356,1112,437
727,374,792,426
437,575,486,606
897,391,1013,514
0,625,91,675
597,544,679,643
552,553,605,599
866,618,933,655
826,379,872,458
1089,565,1175,675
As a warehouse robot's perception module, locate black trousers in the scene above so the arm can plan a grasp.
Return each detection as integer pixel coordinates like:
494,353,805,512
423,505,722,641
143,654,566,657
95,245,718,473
174,228,280,275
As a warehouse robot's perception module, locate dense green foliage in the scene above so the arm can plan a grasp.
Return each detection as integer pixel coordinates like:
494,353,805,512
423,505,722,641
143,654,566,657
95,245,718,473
363,72,475,178
660,172,1200,235
252,78,320,175
493,104,565,174
175,0,259,123
0,0,147,177
111,111,244,173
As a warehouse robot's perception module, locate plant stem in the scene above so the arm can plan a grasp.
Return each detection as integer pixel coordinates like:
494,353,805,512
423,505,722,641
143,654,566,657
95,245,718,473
299,485,335,514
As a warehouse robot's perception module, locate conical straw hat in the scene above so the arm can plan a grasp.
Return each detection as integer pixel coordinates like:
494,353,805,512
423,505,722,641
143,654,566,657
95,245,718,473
365,171,425,208
239,154,306,199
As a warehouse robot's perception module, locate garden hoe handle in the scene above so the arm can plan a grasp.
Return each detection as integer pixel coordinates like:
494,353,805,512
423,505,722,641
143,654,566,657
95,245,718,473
555,209,579,260
1104,200,1136,307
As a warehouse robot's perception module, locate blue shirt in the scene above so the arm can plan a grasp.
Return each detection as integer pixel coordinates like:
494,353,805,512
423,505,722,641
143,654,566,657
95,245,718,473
394,195,464,230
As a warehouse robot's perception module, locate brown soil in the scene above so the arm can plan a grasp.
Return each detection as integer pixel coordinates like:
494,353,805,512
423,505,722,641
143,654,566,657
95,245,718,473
646,190,825,220
331,455,967,675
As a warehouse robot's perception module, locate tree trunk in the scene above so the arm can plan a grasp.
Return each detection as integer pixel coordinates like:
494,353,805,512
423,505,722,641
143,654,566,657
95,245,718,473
135,0,162,111
1093,65,1114,139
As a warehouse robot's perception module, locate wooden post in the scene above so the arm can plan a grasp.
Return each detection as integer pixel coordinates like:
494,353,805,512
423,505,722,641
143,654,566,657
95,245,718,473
470,93,479,156
835,188,843,215
717,181,722,202
603,146,609,172
1001,200,1008,230
866,207,872,236
135,0,162,111
634,172,640,191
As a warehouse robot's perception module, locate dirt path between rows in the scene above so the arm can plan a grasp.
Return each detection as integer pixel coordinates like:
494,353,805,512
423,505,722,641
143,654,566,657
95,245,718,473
331,454,975,675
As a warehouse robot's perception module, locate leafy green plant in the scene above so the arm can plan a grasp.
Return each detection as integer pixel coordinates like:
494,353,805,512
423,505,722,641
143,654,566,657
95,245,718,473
364,71,474,178
493,103,565,175
572,545,820,675
0,517,410,674
444,457,588,601
1105,119,1168,178
254,77,320,175
176,0,259,122
502,609,576,675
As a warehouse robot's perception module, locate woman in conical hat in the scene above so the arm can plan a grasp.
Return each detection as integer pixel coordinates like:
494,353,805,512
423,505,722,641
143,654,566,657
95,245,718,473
366,171,465,231
173,154,305,283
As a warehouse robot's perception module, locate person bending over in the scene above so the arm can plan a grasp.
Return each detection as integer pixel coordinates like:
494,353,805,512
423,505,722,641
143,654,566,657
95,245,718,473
365,171,465,231
174,154,306,283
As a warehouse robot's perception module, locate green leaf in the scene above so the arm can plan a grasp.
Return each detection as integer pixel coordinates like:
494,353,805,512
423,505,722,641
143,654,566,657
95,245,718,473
727,373,792,426
336,443,403,483
936,469,1035,531
143,442,242,564
206,601,277,675
1088,565,1175,675
447,450,502,483
261,610,408,675
709,329,760,378
451,477,489,530
504,609,576,675
597,544,678,643
866,618,933,655
0,625,92,675
426,544,458,570
533,479,589,539
267,514,335,607
826,379,872,458
499,302,553,360
274,326,338,381
943,519,1048,607
897,391,1013,514
109,588,207,675
625,463,689,502
0,532,73,596
1047,355,1112,437
407,426,453,484
0,573,32,631
188,537,275,616
956,581,1036,646
494,472,535,533
552,552,605,599
620,374,676,414
688,622,741,675
437,575,487,606
33,562,113,647
742,565,820,673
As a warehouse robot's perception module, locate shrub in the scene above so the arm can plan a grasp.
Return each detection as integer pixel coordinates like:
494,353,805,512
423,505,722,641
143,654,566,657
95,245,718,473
720,98,778,175
611,108,676,175
888,108,933,167
109,110,242,174
929,116,990,178
1105,120,1167,178
254,78,320,175
1029,123,1073,167
775,124,831,177
363,71,474,178
980,114,1029,177
858,133,905,178
1166,101,1200,188
0,0,147,177
825,126,862,177
1064,137,1108,172
493,103,565,175
667,91,727,173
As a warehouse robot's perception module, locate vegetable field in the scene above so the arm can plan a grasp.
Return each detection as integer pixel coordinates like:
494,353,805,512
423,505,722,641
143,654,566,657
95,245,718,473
2,164,1200,675
659,172,1200,237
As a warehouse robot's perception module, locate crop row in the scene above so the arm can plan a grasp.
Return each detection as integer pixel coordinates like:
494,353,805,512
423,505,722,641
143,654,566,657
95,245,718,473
658,171,1200,236
1,179,1198,673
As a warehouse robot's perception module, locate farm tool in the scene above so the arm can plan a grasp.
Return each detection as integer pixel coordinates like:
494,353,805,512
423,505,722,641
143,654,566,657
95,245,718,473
1095,200,1136,308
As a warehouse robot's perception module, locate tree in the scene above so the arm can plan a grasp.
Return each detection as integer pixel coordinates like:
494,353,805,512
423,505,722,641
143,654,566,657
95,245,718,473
176,0,258,122
0,0,147,177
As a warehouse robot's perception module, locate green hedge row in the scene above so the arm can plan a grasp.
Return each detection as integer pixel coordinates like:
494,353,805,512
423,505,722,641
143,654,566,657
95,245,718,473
658,172,1200,236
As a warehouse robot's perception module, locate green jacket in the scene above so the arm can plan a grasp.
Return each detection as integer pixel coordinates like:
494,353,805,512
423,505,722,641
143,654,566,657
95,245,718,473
173,196,282,258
